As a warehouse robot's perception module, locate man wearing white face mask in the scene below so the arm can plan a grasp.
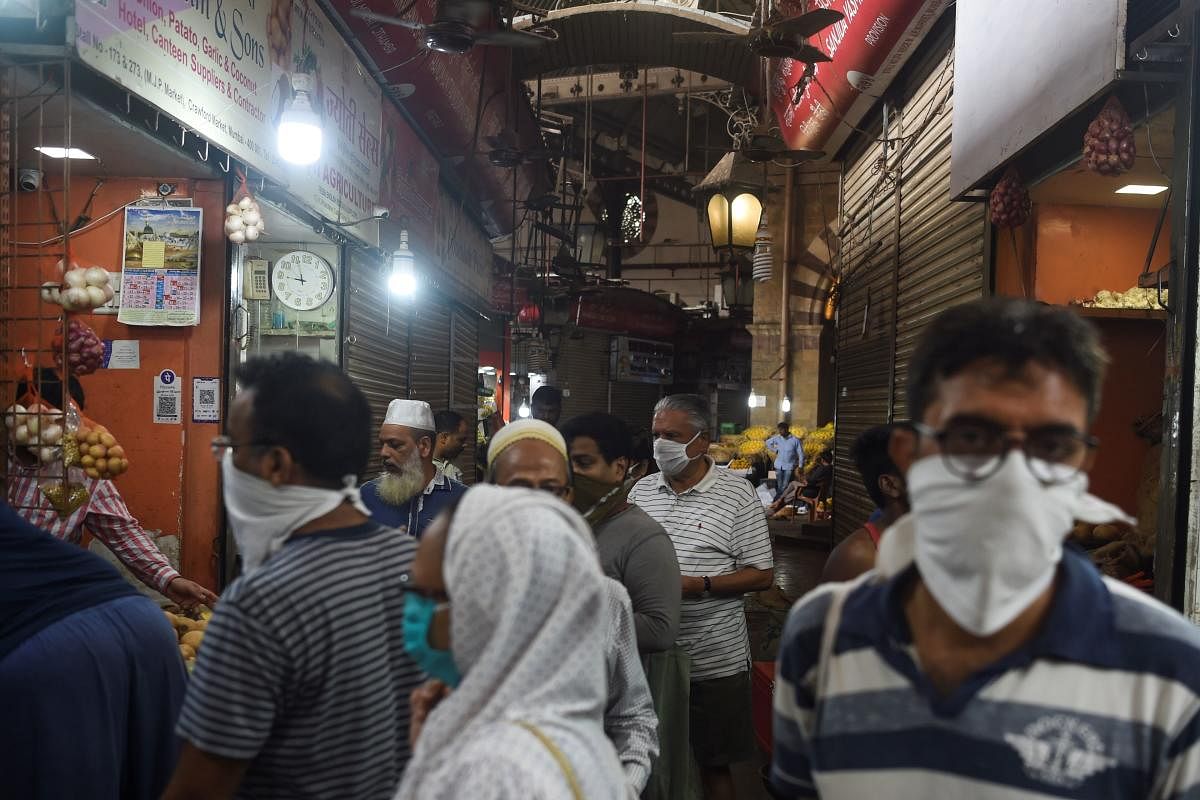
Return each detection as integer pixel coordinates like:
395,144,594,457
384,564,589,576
165,354,423,800
771,298,1200,799
630,394,773,800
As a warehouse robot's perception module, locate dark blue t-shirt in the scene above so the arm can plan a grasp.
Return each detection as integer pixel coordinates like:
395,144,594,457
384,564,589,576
360,471,468,538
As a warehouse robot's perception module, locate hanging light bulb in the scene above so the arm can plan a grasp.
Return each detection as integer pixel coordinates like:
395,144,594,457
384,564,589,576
780,396,792,413
277,74,323,166
752,214,773,283
388,229,417,297
518,401,531,418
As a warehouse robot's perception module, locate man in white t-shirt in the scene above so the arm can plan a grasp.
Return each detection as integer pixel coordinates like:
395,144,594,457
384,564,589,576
630,393,774,800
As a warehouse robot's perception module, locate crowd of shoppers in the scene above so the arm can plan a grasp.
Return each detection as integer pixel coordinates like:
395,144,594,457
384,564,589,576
6,297,1200,800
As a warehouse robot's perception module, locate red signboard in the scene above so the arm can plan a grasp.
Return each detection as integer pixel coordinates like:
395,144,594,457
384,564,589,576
379,101,439,251
572,288,683,340
329,0,543,232
770,0,951,155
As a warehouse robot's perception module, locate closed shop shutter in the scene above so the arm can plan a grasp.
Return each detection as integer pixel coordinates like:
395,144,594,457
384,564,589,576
343,250,408,476
608,380,662,436
449,307,479,484
834,113,898,540
410,302,452,412
892,45,985,420
833,32,985,541
557,329,610,422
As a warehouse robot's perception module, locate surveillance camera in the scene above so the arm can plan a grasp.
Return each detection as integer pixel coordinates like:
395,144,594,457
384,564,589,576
373,205,391,220
17,168,42,192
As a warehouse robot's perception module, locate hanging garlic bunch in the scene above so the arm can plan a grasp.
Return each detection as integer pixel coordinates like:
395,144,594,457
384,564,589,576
224,196,266,244
752,216,773,283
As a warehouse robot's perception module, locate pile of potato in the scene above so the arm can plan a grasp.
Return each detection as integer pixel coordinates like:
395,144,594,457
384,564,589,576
163,606,210,669
71,423,129,479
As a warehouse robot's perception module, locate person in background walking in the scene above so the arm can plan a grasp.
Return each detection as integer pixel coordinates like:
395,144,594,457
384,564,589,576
630,394,774,800
394,487,626,799
8,369,216,608
0,500,186,800
432,410,469,483
765,422,804,501
821,425,909,583
531,385,563,426
772,298,1200,798
164,354,423,800
361,399,467,538
487,418,660,796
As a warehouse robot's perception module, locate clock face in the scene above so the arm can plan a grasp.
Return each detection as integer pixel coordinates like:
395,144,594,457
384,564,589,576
271,251,336,311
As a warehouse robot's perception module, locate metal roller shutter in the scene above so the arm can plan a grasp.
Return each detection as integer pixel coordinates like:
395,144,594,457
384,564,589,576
608,381,662,436
834,112,897,541
409,303,452,412
343,250,408,476
449,307,479,483
557,329,610,422
832,31,985,541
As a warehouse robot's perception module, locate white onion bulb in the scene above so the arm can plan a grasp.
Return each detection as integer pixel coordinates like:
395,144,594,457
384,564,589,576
227,230,246,244
84,267,109,287
64,269,87,288
13,424,30,445
40,423,63,445
239,196,253,210
4,404,25,430
226,203,241,215
244,225,260,241
85,285,107,307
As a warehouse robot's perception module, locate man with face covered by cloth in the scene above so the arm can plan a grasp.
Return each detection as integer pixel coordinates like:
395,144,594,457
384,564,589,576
361,399,467,538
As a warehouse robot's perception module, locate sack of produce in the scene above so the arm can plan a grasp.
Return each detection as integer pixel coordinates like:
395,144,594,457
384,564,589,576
989,167,1032,229
53,319,105,376
1083,96,1136,177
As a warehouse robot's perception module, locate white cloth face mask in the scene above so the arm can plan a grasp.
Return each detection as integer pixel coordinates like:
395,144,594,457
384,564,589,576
653,430,701,477
221,450,368,573
905,450,1132,637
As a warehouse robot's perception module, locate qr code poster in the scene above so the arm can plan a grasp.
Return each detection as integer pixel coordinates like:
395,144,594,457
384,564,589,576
193,377,220,423
154,369,182,424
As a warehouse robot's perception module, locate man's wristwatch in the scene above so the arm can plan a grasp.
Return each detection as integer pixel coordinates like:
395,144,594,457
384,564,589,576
702,575,712,596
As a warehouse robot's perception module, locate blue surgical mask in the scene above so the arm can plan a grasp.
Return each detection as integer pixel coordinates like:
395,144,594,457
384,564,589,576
402,593,462,687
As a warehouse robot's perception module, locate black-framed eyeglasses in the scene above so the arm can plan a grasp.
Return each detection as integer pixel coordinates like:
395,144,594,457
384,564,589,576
912,418,1098,485
398,570,450,602
211,435,274,461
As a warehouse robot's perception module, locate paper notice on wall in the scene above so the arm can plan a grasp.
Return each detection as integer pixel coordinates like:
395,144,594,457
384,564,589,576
154,369,182,424
193,377,220,423
102,340,140,369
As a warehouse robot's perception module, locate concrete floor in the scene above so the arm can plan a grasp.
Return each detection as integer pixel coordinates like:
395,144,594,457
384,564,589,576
734,527,831,800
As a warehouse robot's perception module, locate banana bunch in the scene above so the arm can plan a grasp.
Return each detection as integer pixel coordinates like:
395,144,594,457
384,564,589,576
728,458,752,469
789,425,808,439
738,439,767,457
743,426,771,442
803,423,835,462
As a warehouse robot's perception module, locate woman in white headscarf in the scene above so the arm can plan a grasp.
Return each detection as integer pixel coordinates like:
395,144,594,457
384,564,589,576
394,485,627,800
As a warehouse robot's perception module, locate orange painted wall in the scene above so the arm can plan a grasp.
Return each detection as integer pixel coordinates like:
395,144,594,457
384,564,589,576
992,202,1168,515
13,177,226,590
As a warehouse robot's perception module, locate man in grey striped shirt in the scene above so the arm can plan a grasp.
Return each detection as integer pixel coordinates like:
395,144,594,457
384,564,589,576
630,394,774,800
164,354,423,800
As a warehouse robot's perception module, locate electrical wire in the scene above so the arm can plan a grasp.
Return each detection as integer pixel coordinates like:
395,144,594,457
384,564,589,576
14,198,132,247
381,48,430,74
1143,83,1170,179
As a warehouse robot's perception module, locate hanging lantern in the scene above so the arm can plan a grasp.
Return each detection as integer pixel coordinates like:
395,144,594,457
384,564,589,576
516,302,541,326
752,215,773,283
694,152,764,256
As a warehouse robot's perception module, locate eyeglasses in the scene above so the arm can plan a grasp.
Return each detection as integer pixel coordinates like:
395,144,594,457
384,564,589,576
398,570,450,602
913,418,1098,485
210,435,274,461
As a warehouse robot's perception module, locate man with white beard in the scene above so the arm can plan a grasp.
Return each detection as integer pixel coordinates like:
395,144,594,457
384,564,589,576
360,399,467,538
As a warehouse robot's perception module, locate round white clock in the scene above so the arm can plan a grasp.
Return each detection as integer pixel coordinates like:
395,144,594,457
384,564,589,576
271,251,336,311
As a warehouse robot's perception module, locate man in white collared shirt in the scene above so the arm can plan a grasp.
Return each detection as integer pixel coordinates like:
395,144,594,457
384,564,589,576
630,394,774,800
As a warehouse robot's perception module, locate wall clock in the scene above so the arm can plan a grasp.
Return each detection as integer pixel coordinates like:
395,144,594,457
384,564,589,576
271,251,335,311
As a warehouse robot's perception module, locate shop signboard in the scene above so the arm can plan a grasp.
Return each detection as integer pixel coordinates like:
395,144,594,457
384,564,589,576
949,0,1125,197
769,0,952,156
435,188,493,305
379,101,439,251
571,288,683,341
74,0,384,241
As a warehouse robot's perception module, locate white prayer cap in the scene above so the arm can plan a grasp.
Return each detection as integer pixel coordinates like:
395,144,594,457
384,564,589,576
384,399,435,431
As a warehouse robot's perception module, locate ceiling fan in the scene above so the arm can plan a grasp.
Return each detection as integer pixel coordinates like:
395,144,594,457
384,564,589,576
672,7,842,62
353,0,554,55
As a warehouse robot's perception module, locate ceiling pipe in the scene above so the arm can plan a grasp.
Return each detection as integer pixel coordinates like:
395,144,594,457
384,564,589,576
781,168,794,419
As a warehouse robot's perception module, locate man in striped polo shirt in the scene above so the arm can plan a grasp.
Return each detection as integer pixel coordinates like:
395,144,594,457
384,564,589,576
164,354,423,800
631,394,774,800
773,298,1200,798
